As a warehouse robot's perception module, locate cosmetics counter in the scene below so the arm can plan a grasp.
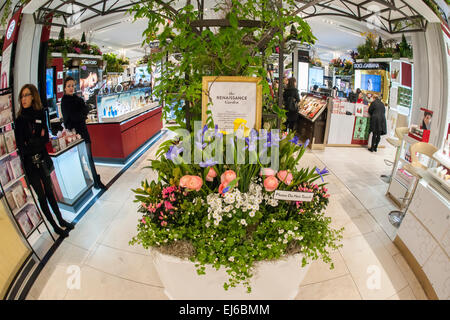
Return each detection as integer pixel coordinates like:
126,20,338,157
86,88,162,163
394,146,450,300
326,98,372,147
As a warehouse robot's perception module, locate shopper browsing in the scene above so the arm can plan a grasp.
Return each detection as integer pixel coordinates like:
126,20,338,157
283,77,300,132
368,94,387,152
61,76,106,189
15,84,73,237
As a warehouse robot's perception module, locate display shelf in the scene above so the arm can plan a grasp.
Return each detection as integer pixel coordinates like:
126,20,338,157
426,168,450,194
433,150,450,169
48,139,84,157
12,198,34,216
0,121,13,131
3,174,25,191
0,148,18,161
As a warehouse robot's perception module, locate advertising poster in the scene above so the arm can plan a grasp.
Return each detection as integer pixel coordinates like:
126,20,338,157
202,76,262,132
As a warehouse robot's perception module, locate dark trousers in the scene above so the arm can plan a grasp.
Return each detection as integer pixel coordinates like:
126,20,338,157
26,165,65,232
85,142,101,185
371,133,381,151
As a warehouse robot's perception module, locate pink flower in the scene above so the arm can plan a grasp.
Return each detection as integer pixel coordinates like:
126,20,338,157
221,170,237,185
164,201,174,210
260,168,276,176
186,175,203,191
218,183,226,195
141,218,146,224
179,175,191,188
277,170,293,185
206,167,217,182
264,176,279,192
74,47,81,54
161,221,167,227
156,202,162,209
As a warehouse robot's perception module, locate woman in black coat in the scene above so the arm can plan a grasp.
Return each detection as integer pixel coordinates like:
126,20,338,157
368,95,387,152
15,84,73,237
61,77,105,189
283,77,300,131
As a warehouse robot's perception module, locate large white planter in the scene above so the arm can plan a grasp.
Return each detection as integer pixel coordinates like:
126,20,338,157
153,250,311,300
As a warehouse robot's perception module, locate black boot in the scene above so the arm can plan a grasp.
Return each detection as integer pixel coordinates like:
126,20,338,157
59,220,75,231
94,175,106,189
54,227,69,238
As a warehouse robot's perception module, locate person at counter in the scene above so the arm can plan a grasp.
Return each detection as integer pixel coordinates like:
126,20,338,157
15,84,73,237
283,77,300,131
61,77,106,190
368,94,387,152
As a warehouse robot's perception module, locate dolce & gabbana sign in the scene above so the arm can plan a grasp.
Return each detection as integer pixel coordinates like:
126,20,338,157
354,62,389,70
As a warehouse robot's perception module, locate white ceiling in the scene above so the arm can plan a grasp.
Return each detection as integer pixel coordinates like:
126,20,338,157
45,3,405,63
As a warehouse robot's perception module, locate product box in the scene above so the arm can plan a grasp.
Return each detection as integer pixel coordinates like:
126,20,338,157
0,159,12,185
5,190,18,211
8,156,23,179
16,211,34,235
4,130,16,153
0,109,13,126
26,205,42,226
12,184,27,209
58,137,67,150
0,133,6,156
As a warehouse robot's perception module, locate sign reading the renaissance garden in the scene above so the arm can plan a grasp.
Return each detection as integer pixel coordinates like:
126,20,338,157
202,76,262,132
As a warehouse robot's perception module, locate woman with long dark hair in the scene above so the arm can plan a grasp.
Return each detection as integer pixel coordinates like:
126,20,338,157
15,84,73,237
61,76,105,189
368,94,387,152
283,77,300,131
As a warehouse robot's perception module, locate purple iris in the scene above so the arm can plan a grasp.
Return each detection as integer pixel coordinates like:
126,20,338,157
304,139,310,148
222,186,230,193
214,125,223,139
195,126,207,150
315,167,329,182
165,145,184,161
199,158,218,168
244,137,257,152
289,135,300,145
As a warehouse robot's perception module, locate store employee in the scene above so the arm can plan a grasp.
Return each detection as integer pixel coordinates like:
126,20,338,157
61,77,106,189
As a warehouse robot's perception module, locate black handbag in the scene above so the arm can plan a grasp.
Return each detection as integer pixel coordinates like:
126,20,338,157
31,153,54,176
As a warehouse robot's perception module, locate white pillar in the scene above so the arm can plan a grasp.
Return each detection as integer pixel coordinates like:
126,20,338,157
13,13,42,115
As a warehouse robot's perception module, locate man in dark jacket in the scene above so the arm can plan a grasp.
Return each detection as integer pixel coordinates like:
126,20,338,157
283,77,300,131
368,95,387,152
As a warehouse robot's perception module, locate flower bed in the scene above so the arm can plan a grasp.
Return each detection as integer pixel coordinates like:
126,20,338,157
130,119,343,295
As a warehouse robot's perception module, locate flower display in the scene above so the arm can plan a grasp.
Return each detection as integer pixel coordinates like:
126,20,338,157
131,123,343,293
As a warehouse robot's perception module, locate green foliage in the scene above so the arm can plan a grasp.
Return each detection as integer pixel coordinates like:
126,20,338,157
58,27,65,40
129,0,316,129
0,0,30,27
356,32,412,61
103,52,129,73
130,129,343,291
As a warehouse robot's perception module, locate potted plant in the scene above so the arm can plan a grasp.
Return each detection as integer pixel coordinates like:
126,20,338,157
128,0,343,299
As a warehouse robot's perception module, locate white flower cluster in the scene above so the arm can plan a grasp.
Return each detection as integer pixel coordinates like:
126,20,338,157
206,182,265,227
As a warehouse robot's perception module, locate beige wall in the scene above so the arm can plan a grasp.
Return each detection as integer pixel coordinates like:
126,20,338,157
0,199,30,299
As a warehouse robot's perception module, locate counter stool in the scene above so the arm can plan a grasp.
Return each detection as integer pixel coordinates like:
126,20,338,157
381,127,409,183
388,141,438,227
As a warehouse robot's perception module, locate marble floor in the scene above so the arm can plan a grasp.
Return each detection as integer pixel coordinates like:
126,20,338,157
25,135,428,300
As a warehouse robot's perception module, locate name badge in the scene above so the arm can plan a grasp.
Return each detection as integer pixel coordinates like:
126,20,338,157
35,119,42,124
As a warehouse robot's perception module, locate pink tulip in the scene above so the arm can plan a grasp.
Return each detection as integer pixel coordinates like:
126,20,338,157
186,175,203,191
221,170,237,185
264,176,279,192
260,168,276,176
179,175,191,188
277,170,293,185
218,183,226,195
206,167,217,182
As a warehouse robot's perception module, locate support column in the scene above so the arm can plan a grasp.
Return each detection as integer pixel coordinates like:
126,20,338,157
13,13,42,115
411,32,429,125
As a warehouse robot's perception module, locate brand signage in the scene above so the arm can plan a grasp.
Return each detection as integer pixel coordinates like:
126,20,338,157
81,59,98,66
6,20,16,40
273,190,314,202
354,62,389,70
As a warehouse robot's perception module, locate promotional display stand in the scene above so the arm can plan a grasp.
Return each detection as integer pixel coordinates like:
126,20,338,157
296,94,330,150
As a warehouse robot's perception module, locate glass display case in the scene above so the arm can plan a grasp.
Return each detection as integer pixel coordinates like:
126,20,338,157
94,87,154,123
49,139,94,212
